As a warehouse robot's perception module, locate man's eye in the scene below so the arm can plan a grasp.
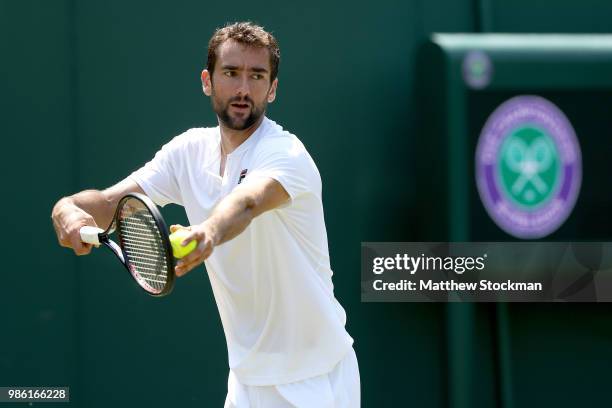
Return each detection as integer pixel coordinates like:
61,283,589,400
224,71,235,77
251,74,263,80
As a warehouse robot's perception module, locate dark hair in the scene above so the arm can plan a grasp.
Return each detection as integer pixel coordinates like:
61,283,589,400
207,22,280,82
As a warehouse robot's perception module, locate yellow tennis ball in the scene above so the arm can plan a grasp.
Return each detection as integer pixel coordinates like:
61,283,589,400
169,229,197,259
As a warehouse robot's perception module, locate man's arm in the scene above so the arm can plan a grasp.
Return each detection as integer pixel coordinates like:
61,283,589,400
173,177,290,276
51,178,144,255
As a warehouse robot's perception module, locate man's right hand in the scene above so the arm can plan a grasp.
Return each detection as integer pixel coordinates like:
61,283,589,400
51,179,145,256
51,198,98,256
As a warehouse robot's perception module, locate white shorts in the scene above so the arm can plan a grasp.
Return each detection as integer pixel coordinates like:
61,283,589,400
224,348,360,408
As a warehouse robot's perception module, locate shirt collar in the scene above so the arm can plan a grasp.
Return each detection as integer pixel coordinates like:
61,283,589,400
216,116,269,159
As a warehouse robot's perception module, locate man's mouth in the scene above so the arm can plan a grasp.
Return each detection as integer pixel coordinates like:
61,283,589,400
230,103,250,110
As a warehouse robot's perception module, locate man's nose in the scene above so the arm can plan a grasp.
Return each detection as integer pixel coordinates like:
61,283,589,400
236,74,250,97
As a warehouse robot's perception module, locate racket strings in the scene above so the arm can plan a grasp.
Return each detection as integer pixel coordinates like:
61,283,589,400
117,201,170,293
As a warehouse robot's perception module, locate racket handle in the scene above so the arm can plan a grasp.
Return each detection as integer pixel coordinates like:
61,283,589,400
80,226,104,245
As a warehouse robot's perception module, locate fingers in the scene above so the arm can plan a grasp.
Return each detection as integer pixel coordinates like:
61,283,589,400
170,225,198,247
61,217,97,255
51,201,100,256
74,243,93,256
72,218,98,255
175,233,214,277
69,234,93,256
177,228,205,263
170,224,186,233
170,223,215,277
179,229,199,246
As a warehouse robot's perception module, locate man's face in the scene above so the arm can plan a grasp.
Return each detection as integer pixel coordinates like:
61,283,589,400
203,40,277,130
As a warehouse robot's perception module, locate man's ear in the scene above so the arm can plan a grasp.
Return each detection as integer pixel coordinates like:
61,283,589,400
201,69,212,96
267,78,278,103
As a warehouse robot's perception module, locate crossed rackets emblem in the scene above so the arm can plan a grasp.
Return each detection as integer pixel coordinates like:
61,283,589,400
504,136,554,198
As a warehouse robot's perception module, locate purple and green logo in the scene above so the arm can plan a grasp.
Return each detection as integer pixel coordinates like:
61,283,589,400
475,96,582,239
462,50,493,90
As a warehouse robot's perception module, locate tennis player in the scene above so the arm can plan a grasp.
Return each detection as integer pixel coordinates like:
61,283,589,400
51,22,359,407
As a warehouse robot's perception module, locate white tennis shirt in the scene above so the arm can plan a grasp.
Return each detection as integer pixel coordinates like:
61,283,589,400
130,117,354,386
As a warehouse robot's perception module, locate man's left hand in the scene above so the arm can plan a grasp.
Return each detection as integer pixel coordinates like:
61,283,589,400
170,224,215,277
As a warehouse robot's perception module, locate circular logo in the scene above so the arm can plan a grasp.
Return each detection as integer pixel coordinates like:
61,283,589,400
462,50,493,90
475,96,582,239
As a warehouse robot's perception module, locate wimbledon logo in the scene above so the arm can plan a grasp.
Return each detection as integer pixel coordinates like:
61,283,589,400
475,96,582,239
462,50,493,90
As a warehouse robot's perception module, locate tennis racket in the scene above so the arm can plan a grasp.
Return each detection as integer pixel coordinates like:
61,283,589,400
79,193,175,297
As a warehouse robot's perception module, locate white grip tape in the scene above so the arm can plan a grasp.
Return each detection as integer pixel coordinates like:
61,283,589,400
80,226,104,245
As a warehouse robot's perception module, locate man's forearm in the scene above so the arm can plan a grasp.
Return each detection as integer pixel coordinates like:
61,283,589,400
173,178,288,276
53,179,144,230
200,179,289,247
53,189,115,229
203,192,256,246
51,179,143,254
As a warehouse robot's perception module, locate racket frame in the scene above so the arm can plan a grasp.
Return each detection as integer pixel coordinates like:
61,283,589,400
83,193,175,297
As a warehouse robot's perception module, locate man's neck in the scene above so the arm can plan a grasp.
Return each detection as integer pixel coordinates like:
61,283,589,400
219,115,265,155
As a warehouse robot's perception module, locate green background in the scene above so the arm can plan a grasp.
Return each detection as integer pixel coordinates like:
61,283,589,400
2,1,611,407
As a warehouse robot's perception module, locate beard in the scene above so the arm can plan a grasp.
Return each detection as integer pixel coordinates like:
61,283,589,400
211,92,267,131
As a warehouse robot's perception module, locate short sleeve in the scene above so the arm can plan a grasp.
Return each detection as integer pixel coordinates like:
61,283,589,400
241,136,321,200
129,135,184,207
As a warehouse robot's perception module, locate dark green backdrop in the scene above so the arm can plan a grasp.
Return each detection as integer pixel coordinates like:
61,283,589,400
2,1,611,407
